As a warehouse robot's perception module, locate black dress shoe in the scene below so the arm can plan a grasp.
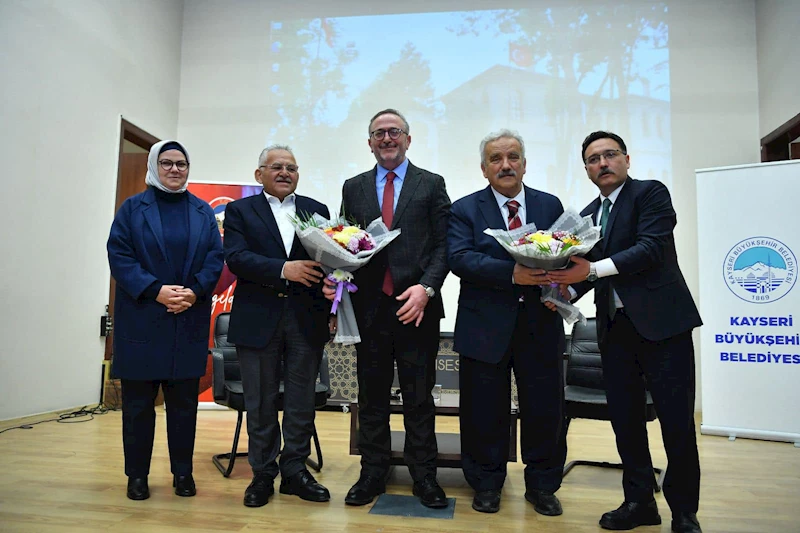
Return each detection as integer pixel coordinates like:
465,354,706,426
472,490,501,513
344,473,386,506
672,512,702,533
243,474,274,507
172,474,196,497
600,500,662,530
279,469,330,502
412,476,448,509
126,477,149,501
525,489,563,516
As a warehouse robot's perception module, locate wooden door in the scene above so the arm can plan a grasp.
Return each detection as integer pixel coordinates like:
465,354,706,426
105,120,160,361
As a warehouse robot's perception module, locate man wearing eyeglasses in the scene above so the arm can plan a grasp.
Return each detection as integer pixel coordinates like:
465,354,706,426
325,109,451,508
548,131,703,533
223,145,332,508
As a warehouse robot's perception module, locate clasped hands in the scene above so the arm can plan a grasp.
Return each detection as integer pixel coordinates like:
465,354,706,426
156,285,197,314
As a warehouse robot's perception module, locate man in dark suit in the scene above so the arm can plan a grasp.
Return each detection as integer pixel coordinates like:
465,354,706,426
548,131,703,533
447,129,566,515
325,109,451,508
224,145,332,508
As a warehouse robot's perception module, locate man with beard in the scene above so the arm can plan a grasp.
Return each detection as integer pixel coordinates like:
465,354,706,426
447,129,566,515
548,131,703,533
325,109,451,508
224,145,332,508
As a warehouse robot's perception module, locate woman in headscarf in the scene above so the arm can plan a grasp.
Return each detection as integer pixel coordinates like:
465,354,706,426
107,140,223,500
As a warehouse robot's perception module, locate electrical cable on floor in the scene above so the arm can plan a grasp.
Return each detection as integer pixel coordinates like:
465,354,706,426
0,402,115,435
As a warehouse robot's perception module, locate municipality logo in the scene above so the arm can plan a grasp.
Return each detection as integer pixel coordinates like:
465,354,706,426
723,237,797,303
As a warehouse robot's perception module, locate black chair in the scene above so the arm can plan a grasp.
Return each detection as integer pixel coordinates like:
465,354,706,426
210,312,330,477
562,317,665,491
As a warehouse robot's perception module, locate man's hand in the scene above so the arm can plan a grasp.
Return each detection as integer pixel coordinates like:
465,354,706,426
542,284,572,313
547,256,590,285
513,264,550,286
322,277,336,301
283,260,323,287
329,315,337,335
395,284,429,326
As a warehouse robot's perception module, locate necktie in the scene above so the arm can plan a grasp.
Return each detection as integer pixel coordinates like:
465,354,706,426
599,198,616,319
381,172,396,296
507,200,522,230
599,198,612,237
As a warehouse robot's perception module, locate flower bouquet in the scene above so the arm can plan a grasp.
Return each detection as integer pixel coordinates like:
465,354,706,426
292,213,401,344
483,208,601,324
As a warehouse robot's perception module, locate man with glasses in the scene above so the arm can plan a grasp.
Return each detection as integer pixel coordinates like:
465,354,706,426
548,131,703,533
325,109,451,508
224,145,332,508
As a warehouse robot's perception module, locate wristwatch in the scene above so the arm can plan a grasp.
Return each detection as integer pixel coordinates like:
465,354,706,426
586,263,598,283
421,284,436,298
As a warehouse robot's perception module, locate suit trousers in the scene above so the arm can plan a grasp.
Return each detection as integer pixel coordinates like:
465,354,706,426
355,293,440,482
459,300,565,493
121,378,199,478
600,310,701,512
237,308,323,480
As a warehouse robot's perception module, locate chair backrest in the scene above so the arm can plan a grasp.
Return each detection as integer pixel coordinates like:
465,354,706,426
565,318,604,390
213,312,241,382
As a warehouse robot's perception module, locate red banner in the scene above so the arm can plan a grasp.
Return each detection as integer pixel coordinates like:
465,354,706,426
188,182,261,401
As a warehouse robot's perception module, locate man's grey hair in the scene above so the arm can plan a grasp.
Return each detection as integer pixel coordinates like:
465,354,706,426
479,129,525,165
258,144,294,167
368,108,410,136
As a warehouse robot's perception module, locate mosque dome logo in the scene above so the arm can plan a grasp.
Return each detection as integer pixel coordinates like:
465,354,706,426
723,237,796,304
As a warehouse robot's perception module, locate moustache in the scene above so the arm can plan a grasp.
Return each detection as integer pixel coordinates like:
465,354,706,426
275,177,293,183
496,170,517,179
598,168,614,177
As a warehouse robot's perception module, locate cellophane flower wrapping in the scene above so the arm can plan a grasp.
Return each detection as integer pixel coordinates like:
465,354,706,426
483,208,601,324
293,213,401,344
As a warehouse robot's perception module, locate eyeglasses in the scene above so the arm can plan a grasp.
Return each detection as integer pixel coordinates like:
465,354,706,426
260,163,299,174
158,159,189,171
370,128,407,141
584,149,625,166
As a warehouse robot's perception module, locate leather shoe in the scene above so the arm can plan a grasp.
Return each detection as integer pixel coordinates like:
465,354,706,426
412,476,448,509
243,474,274,507
173,474,196,497
344,473,386,506
279,469,330,502
126,477,149,501
472,489,501,513
672,512,702,533
525,489,563,516
600,500,662,530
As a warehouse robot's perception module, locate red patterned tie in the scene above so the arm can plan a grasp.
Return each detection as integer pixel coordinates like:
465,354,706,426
381,172,396,296
507,200,522,230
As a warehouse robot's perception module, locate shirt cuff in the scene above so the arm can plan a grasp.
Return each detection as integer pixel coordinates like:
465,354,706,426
593,258,619,278
568,286,577,300
280,262,287,280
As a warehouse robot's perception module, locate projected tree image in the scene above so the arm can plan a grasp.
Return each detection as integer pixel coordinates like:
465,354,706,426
448,4,669,202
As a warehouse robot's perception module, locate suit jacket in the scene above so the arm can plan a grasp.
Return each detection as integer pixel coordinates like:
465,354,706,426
448,185,565,363
574,177,702,342
341,162,451,325
223,192,331,349
107,187,224,380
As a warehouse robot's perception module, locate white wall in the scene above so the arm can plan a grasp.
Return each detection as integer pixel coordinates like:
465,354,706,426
0,0,184,420
0,0,768,420
756,0,800,137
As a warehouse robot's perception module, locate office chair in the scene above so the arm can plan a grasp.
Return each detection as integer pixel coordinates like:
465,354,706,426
562,317,665,491
210,312,330,477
